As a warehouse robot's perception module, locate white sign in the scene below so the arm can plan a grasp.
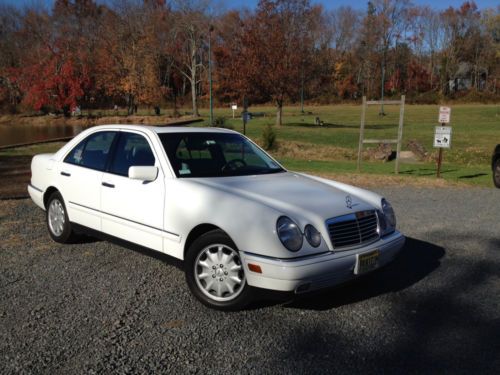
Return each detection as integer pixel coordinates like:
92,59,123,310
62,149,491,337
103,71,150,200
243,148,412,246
434,126,452,148
231,104,237,110
438,106,451,124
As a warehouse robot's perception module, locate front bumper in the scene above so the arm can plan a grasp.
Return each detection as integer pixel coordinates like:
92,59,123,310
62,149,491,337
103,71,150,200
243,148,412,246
240,231,405,293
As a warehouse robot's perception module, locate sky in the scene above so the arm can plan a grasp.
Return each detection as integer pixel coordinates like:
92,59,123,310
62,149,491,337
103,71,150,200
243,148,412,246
2,0,499,11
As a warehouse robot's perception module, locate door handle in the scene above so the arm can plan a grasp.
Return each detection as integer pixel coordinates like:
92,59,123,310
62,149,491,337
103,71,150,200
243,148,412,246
102,182,115,188
60,171,71,177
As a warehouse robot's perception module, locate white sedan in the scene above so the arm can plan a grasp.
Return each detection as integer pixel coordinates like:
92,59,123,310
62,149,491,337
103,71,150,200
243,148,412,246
28,125,405,310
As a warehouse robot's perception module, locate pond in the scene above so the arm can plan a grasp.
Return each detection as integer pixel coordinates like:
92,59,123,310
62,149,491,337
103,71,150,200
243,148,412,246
0,123,89,147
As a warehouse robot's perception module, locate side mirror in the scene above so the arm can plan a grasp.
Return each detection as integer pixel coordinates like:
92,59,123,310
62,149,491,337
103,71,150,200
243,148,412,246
128,166,158,182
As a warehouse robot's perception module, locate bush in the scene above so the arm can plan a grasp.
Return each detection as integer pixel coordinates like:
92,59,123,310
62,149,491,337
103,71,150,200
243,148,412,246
214,116,234,129
453,89,500,104
407,91,441,104
262,124,277,150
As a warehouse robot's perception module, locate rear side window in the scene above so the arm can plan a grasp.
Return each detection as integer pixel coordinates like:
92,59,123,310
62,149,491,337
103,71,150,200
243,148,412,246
109,132,155,176
64,131,116,171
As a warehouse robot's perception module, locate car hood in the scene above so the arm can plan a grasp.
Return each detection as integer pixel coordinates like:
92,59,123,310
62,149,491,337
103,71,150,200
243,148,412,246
187,172,376,221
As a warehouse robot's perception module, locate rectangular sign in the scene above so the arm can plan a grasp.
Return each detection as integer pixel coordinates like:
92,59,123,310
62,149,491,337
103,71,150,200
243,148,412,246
438,106,451,124
231,104,237,110
434,126,452,148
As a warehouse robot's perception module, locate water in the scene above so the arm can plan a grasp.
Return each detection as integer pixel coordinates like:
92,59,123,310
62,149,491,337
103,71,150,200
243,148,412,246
0,123,88,147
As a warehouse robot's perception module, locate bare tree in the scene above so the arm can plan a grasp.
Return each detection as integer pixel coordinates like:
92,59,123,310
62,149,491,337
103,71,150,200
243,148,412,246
370,0,412,113
172,0,211,117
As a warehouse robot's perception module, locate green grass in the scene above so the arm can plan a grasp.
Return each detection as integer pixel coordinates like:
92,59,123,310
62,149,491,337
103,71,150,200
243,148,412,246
1,103,498,188
193,103,498,187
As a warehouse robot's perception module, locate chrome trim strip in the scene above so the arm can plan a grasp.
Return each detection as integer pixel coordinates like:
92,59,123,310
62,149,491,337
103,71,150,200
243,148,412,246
241,250,331,262
28,183,43,193
68,201,180,238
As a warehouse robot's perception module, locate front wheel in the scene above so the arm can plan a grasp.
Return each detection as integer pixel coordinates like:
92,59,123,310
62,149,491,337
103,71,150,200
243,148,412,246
185,229,253,310
46,191,78,243
494,159,500,188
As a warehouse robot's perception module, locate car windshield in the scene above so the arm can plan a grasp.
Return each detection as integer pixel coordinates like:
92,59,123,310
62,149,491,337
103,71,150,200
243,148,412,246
159,132,285,178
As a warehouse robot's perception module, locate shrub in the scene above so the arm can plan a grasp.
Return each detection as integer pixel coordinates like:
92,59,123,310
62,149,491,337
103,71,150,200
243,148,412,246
262,124,277,150
214,116,234,129
407,91,440,104
453,89,500,104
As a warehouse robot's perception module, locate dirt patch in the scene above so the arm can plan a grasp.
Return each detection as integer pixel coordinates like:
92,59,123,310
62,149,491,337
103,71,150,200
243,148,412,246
311,171,469,189
272,141,356,161
0,155,32,199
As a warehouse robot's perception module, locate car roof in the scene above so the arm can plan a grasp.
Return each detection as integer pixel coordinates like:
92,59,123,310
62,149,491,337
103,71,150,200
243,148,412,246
90,124,237,135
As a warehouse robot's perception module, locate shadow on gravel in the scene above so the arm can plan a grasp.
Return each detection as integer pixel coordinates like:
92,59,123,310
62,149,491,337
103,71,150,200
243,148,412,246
90,230,185,271
285,237,444,310
276,234,500,373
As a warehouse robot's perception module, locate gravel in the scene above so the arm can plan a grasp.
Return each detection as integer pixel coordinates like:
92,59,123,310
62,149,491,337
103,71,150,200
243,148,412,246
1,187,499,374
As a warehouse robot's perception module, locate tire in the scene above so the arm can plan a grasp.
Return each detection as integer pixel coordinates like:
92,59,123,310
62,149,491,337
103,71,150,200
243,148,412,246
494,159,500,188
185,229,253,310
46,191,78,243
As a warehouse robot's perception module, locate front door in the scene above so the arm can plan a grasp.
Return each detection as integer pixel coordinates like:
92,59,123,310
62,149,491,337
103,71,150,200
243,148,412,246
100,131,165,252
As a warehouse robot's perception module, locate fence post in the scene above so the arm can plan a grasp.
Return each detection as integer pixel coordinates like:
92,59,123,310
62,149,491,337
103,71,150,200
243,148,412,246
395,95,405,174
357,96,367,172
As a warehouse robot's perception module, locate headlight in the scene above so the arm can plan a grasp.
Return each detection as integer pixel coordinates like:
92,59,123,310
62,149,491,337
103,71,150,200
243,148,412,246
380,198,396,235
304,224,321,247
276,216,303,252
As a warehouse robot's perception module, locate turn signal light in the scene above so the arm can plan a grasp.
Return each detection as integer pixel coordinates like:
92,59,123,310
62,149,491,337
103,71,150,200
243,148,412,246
248,263,262,273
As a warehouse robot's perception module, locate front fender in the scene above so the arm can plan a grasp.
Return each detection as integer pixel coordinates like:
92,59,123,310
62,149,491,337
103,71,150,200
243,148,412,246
164,179,330,259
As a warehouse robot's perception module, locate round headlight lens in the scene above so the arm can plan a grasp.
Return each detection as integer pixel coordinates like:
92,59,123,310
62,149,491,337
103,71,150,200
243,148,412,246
381,198,396,229
304,224,321,247
276,216,303,252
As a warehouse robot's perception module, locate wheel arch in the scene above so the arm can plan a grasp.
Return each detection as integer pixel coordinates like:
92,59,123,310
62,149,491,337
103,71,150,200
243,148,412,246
43,186,60,209
184,223,234,259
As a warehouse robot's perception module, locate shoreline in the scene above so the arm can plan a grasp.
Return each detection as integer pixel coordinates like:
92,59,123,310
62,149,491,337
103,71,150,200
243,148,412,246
0,113,201,127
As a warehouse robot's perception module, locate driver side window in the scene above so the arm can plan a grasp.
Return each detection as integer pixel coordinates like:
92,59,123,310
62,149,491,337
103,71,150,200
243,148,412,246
109,132,156,176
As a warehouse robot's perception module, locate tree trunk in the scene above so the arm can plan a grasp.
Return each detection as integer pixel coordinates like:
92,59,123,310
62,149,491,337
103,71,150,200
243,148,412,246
127,94,135,116
190,37,199,117
191,75,198,117
276,101,283,126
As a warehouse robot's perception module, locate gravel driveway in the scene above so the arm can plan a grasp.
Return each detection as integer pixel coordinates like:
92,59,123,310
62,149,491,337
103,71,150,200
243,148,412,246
1,187,499,374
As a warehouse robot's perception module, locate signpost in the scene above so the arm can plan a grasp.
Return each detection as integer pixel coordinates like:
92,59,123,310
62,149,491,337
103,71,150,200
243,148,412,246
242,97,248,135
231,104,237,119
435,107,452,178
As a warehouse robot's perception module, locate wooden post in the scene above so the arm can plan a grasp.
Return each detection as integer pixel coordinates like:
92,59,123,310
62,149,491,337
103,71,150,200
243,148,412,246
437,148,443,178
357,96,367,172
395,95,405,174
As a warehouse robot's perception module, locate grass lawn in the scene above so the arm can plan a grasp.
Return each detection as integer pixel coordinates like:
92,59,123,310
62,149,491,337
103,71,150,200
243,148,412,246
194,103,498,187
1,103,497,188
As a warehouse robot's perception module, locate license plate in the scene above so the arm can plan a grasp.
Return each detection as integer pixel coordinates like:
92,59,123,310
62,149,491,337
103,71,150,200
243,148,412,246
354,250,380,275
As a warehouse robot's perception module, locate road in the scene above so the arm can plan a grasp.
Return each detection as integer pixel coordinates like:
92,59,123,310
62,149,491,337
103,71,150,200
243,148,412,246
1,187,499,374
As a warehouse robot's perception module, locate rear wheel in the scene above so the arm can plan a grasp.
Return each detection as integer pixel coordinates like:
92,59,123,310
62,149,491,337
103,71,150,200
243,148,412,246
185,229,253,310
494,159,500,188
46,191,78,243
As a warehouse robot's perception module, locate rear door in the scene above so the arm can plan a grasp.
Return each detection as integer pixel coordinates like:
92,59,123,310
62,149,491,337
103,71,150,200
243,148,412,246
100,131,165,252
58,131,117,231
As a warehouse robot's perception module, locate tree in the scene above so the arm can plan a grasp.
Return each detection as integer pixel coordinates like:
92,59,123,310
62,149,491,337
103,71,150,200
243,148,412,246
368,0,412,113
237,0,317,125
0,5,22,112
172,0,211,117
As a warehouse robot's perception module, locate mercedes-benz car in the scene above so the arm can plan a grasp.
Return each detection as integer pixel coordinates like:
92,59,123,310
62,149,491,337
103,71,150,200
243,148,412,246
28,125,405,310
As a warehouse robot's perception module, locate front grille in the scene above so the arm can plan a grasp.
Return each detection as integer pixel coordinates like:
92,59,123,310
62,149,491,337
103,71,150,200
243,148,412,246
327,210,379,249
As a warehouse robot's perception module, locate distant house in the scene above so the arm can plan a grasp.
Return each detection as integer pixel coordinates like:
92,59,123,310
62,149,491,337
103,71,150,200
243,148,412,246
448,62,487,92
